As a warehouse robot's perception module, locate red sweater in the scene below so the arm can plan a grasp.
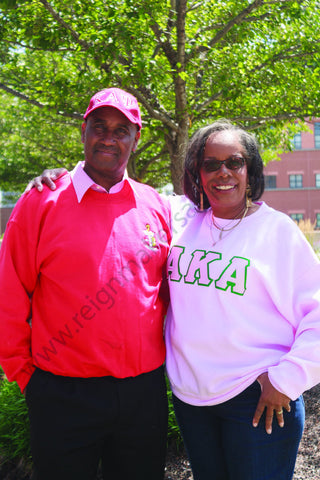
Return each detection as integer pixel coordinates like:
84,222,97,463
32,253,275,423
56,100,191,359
0,174,171,392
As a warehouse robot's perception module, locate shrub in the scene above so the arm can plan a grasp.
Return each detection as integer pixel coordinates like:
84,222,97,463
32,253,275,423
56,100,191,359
295,219,320,259
166,375,183,450
0,368,31,463
296,219,319,251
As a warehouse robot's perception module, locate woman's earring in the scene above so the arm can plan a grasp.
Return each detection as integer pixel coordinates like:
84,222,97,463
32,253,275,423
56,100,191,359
246,185,253,208
200,188,204,211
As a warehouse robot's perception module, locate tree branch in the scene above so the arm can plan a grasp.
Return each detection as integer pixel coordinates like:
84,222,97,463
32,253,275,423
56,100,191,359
194,39,320,116
167,0,177,35
186,2,203,13
137,148,168,180
249,41,320,74
186,0,265,62
0,82,46,109
176,0,187,67
38,0,91,50
129,87,179,132
4,39,76,53
104,72,179,132
144,6,177,68
235,112,313,130
0,82,82,120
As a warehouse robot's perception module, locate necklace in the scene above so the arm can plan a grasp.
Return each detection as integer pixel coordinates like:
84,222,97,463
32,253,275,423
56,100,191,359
211,205,249,245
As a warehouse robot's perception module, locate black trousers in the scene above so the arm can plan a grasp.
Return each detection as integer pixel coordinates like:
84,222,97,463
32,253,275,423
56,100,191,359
26,366,168,480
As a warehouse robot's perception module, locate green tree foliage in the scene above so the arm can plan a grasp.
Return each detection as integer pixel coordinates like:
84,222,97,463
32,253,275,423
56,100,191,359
0,0,320,192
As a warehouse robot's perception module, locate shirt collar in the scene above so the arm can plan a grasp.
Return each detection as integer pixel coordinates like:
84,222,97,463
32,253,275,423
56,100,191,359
71,161,139,202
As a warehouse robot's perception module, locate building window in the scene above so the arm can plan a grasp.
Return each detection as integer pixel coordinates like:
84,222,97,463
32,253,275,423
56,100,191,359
290,213,304,223
315,123,320,149
316,213,320,229
316,174,320,188
289,174,303,188
292,132,302,150
265,175,277,189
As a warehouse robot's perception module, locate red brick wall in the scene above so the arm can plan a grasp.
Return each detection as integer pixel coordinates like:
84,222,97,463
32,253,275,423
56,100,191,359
262,119,320,225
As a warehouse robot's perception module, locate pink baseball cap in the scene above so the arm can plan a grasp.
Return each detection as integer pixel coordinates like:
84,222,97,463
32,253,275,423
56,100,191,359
83,87,142,130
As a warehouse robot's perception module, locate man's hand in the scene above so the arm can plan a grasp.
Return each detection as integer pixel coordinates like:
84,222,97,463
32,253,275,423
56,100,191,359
252,372,291,434
25,168,67,192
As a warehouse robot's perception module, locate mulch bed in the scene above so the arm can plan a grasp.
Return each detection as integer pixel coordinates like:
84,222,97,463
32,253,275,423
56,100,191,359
1,384,319,479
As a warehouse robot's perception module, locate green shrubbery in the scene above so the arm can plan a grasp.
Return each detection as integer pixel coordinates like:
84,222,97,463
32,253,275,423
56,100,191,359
0,368,31,464
166,376,183,450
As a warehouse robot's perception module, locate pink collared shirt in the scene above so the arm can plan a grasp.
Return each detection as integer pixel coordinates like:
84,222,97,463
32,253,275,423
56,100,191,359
70,161,132,202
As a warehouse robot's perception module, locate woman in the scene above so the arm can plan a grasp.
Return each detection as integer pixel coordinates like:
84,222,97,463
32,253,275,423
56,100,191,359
165,120,320,480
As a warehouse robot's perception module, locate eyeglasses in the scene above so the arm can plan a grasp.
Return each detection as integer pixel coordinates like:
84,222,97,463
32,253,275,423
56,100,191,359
202,156,246,172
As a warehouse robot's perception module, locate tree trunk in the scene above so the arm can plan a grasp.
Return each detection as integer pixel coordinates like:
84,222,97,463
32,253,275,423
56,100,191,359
167,126,188,194
170,0,189,195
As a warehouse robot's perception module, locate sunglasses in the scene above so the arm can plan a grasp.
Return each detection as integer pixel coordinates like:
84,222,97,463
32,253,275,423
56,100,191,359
202,156,246,172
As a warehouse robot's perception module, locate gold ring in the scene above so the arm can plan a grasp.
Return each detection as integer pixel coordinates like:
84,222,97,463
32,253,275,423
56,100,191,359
276,410,283,414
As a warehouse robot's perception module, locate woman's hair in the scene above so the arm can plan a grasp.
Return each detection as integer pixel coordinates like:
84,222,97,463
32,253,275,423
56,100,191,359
184,119,265,209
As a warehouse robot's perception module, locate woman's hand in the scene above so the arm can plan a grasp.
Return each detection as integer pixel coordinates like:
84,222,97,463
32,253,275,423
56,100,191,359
252,372,291,434
25,168,67,192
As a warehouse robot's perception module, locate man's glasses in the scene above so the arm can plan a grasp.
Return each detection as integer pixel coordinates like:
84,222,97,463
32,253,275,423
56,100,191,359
202,156,246,172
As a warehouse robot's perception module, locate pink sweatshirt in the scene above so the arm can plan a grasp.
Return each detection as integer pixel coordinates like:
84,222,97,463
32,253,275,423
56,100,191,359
0,171,171,392
165,196,320,405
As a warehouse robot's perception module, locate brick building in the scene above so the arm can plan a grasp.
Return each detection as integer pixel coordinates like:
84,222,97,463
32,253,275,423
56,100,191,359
0,192,19,236
262,119,320,228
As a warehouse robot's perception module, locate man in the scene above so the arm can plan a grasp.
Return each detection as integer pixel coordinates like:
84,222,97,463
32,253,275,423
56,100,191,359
0,88,171,480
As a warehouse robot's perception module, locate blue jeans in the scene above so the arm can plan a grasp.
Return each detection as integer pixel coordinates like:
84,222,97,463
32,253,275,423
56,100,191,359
173,381,304,480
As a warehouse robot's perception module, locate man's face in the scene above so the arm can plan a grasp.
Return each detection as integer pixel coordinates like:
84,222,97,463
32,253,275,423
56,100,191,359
81,106,140,189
